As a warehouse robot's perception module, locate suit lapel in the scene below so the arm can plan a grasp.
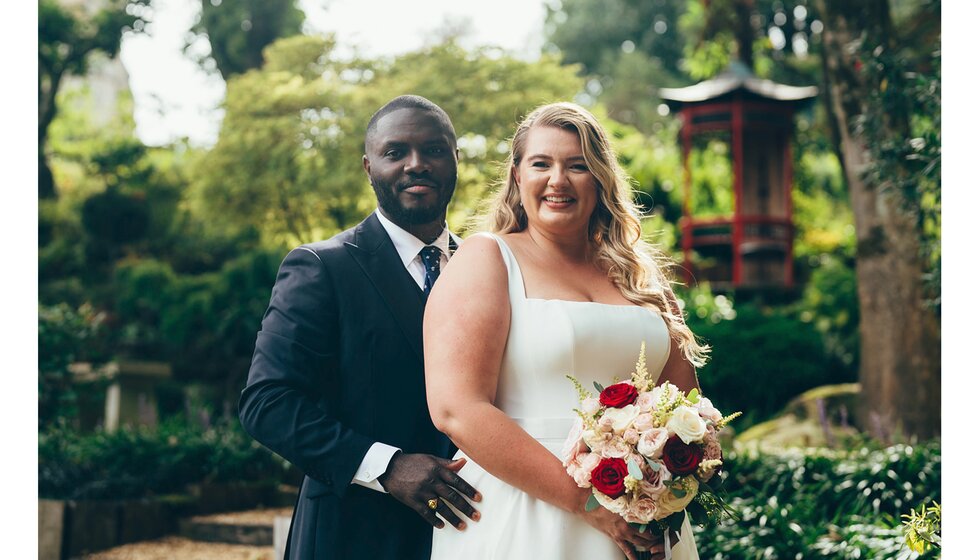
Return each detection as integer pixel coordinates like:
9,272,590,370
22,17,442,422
345,214,426,363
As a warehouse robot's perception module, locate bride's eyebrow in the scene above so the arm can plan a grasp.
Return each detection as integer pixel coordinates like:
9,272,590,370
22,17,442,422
526,154,586,161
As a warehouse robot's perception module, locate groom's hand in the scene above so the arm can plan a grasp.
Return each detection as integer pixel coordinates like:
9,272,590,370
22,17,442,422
378,452,482,531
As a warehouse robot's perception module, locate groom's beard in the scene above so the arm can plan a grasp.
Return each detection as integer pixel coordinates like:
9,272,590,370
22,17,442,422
370,174,456,226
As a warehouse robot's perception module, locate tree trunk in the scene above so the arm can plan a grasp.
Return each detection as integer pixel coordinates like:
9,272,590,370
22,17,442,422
815,0,940,440
734,0,756,70
39,63,64,200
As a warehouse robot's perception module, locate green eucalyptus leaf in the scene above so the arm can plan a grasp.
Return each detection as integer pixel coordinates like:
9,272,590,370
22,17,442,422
593,381,605,393
628,459,644,480
585,493,600,512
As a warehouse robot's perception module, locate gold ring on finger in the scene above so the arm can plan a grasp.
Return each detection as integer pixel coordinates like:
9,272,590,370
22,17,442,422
427,498,439,510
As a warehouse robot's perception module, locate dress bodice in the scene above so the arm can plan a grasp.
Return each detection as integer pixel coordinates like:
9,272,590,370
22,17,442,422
483,233,672,446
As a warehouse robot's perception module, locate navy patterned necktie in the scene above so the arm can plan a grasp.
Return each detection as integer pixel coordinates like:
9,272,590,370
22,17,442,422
419,245,443,296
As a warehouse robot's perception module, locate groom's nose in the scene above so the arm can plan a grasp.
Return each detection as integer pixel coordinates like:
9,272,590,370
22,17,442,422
404,149,431,174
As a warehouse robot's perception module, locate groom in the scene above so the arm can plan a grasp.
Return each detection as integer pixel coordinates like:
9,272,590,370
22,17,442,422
240,95,481,559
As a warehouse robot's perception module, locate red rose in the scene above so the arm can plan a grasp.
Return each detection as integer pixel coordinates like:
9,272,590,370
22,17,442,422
662,435,703,476
599,382,638,408
590,457,629,498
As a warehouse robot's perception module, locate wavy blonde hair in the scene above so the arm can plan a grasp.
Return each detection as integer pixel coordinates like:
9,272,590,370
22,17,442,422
485,102,710,368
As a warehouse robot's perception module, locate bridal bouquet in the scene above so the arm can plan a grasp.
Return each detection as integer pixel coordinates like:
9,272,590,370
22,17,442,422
562,343,740,538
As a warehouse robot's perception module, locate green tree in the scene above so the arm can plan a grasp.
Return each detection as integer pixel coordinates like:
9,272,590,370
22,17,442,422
544,0,689,131
193,36,583,245
811,0,940,439
187,0,305,80
38,0,150,199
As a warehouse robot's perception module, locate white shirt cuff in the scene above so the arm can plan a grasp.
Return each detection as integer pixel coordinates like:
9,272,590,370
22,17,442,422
351,442,401,493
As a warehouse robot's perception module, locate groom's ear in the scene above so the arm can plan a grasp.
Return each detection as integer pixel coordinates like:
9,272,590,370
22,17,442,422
362,154,371,175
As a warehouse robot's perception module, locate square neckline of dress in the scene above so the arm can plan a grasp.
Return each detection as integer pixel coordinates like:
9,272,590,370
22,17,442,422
485,232,654,310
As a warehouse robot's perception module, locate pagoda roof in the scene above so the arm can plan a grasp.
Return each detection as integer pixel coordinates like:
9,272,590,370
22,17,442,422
659,61,818,109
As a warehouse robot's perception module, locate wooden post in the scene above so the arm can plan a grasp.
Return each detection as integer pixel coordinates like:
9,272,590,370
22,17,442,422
731,96,745,286
783,130,795,286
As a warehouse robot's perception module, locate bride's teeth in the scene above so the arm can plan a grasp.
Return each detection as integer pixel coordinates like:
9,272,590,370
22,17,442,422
545,196,573,202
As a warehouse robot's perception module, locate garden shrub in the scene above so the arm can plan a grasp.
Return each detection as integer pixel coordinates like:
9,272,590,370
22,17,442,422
689,302,854,427
694,441,940,559
38,303,110,428
38,416,288,500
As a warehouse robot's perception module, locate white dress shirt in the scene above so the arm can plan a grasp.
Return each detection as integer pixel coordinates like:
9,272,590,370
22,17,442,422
350,209,458,492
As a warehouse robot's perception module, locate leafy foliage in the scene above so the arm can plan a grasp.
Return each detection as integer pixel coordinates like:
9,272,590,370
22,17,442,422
851,3,941,313
902,502,941,554
38,303,110,428
38,416,287,500
695,441,941,559
187,0,305,80
686,301,854,427
193,37,583,245
110,248,282,387
38,0,151,198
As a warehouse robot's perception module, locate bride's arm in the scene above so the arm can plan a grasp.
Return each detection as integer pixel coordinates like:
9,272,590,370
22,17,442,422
423,235,583,512
424,236,658,560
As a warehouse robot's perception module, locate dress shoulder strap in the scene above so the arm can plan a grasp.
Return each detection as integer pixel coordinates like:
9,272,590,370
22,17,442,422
471,232,527,303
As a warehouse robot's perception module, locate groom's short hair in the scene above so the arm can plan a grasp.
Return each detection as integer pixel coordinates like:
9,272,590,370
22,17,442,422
364,95,457,150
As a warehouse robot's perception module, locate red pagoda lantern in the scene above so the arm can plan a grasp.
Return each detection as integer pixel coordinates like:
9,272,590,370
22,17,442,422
660,62,817,290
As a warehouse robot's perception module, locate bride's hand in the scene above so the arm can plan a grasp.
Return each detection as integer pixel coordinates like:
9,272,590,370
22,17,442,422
577,503,660,560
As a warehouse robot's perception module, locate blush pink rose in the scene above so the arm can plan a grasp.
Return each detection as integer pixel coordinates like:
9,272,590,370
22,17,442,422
636,392,658,412
633,412,655,432
567,452,601,488
637,427,669,459
697,397,723,423
624,428,640,446
598,415,615,433
561,417,586,466
597,436,631,458
624,496,660,524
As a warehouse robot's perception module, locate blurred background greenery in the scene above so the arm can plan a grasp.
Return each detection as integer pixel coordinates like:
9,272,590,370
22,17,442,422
38,0,941,557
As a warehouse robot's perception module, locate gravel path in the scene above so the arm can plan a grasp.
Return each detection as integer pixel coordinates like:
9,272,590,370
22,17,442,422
80,508,293,559
81,536,274,560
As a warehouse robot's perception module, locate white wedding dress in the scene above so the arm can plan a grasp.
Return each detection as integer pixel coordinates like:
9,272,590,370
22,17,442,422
430,233,699,559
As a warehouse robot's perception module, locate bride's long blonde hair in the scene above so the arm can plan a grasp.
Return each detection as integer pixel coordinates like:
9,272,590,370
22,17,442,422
485,102,710,368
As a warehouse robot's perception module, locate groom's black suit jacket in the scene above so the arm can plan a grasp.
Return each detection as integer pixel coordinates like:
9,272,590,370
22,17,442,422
240,213,454,559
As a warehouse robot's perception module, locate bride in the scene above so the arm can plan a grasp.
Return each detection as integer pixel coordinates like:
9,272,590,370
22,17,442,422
423,102,708,560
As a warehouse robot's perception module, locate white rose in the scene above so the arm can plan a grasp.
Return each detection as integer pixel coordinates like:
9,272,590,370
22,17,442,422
594,491,629,515
582,398,601,415
666,406,707,444
602,404,639,434
582,429,605,450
